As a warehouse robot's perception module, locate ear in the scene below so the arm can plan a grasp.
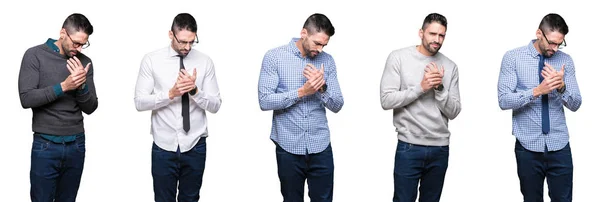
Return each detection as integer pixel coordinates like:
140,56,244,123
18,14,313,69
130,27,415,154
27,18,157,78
168,30,174,40
300,28,308,39
535,29,542,40
59,28,66,40
418,29,424,40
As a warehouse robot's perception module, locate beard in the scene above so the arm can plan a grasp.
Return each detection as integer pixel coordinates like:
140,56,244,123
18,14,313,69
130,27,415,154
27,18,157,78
302,39,319,59
176,48,190,56
423,41,441,55
538,43,555,58
61,43,78,58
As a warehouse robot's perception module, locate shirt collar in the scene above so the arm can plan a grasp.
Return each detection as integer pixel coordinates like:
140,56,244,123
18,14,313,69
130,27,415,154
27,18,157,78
527,39,542,58
288,38,302,57
168,44,186,58
45,38,60,53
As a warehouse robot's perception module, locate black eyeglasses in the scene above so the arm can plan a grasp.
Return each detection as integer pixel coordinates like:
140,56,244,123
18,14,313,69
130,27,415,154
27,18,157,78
65,31,90,49
541,30,566,49
172,31,199,47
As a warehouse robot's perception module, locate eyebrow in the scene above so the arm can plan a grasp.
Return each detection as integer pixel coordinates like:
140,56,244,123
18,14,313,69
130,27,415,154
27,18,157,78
314,41,327,46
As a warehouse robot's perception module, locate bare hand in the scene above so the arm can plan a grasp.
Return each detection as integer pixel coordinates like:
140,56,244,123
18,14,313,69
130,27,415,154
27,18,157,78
541,63,565,90
62,56,90,91
421,62,444,92
535,64,565,96
169,69,197,99
299,63,325,97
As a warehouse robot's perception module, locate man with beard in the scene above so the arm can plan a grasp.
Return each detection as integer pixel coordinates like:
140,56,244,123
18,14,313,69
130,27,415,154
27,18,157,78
134,13,222,202
258,13,344,202
18,13,98,202
380,13,461,202
497,13,581,202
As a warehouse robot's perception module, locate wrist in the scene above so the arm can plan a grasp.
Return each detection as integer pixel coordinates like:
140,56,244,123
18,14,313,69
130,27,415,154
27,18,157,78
558,84,566,94
190,86,198,95
168,89,175,100
298,88,305,98
60,82,68,92
533,87,541,97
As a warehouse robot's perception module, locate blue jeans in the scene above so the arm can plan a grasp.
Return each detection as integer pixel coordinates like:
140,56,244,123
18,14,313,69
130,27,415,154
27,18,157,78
152,137,206,202
515,140,573,202
275,142,334,202
393,140,449,202
30,133,86,202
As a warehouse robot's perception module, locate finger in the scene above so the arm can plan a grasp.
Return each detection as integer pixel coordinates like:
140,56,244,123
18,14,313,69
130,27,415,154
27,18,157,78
180,69,190,76
73,56,83,68
306,63,316,71
429,78,442,84
425,64,433,73
66,64,75,74
193,68,197,78
320,64,324,74
304,69,312,76
541,70,551,79
543,66,556,74
179,73,188,82
431,62,439,72
548,81,563,89
73,75,86,85
426,72,441,78
84,63,91,73
66,59,76,70
316,78,325,90
560,64,565,73
439,66,444,76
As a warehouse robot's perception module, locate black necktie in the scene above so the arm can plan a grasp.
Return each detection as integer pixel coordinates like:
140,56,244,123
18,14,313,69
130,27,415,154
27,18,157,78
538,54,549,134
178,55,190,132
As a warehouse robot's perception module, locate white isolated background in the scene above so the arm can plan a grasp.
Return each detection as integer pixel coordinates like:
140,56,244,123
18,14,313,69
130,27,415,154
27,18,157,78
0,0,595,201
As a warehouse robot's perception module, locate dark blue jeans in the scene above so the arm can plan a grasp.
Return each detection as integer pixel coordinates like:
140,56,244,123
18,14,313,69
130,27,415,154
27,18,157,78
515,140,573,202
275,142,334,202
152,137,206,202
30,133,86,202
393,140,449,202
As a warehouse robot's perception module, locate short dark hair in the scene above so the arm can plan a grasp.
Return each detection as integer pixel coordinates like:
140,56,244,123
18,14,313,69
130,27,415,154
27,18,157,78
171,13,197,33
421,13,447,30
303,13,335,37
62,13,93,35
538,13,568,35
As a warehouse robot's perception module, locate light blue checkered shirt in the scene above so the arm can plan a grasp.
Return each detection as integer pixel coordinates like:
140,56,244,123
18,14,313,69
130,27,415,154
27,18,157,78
498,40,582,152
258,38,344,155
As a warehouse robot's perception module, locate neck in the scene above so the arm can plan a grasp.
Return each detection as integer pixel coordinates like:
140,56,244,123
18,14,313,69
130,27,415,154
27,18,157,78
533,39,543,55
295,39,307,57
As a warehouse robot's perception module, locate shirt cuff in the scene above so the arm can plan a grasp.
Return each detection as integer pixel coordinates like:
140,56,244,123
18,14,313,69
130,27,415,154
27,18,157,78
53,83,64,97
524,88,536,102
319,91,330,104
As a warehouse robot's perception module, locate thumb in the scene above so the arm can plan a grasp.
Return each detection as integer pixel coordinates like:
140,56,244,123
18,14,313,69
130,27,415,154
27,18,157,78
84,63,91,73
561,64,565,73
193,68,197,77
320,63,324,72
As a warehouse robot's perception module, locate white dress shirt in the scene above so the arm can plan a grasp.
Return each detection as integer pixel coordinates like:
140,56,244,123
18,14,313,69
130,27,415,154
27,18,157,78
135,45,221,152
